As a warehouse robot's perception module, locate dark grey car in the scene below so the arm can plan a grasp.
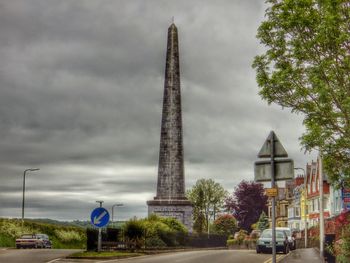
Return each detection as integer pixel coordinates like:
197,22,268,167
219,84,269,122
256,229,289,254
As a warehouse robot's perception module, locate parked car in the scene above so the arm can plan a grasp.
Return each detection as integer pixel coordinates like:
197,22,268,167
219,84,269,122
16,234,44,249
256,229,289,254
36,234,52,248
276,227,296,250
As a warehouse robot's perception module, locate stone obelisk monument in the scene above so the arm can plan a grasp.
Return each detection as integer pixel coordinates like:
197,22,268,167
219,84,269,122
147,23,193,231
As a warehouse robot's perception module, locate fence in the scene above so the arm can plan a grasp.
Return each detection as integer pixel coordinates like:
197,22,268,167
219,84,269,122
86,228,123,251
86,229,227,251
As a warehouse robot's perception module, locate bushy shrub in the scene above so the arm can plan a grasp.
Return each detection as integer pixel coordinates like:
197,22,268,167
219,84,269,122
54,229,84,242
159,217,188,235
235,229,248,245
0,218,86,249
213,214,237,236
143,217,177,247
123,219,145,250
0,220,31,238
226,238,238,246
145,236,167,248
122,215,188,249
335,211,350,263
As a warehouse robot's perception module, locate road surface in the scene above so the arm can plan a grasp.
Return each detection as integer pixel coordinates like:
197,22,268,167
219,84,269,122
0,248,288,263
59,249,286,263
0,248,81,263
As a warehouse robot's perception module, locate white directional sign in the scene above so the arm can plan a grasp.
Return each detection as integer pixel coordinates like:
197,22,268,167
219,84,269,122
255,159,294,182
91,207,110,228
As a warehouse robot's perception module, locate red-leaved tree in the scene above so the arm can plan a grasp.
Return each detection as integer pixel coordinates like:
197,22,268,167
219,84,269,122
225,180,267,232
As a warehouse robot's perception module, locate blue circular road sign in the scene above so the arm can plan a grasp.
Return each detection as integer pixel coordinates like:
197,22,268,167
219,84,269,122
90,207,110,228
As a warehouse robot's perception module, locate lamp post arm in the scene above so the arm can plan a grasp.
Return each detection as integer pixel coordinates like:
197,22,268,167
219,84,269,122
112,203,123,223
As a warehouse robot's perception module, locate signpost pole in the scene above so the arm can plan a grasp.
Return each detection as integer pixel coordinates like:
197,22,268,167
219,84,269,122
255,131,294,263
90,202,110,252
270,133,276,263
98,228,102,252
96,201,103,252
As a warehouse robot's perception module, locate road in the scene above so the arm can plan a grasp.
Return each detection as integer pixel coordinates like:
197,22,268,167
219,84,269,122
0,248,82,263
101,250,286,263
0,249,288,263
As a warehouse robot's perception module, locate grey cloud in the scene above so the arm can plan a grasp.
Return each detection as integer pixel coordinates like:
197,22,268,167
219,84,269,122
0,0,315,221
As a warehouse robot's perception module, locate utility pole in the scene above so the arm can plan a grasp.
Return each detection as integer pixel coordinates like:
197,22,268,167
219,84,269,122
22,168,40,229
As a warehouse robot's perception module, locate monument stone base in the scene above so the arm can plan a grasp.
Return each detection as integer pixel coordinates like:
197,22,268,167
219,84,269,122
147,199,193,232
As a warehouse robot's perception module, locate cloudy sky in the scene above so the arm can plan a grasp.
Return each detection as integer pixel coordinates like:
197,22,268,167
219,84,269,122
0,0,316,221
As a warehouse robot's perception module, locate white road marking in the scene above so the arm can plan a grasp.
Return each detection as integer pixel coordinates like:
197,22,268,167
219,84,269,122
46,258,62,263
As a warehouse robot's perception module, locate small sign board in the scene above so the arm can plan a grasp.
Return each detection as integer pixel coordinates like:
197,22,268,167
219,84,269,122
258,131,288,158
266,188,278,197
255,159,294,182
91,207,110,228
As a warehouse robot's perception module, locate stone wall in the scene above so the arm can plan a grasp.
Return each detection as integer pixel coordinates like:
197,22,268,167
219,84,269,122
148,203,193,232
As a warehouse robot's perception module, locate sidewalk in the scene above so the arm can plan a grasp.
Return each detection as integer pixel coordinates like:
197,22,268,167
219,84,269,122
280,248,323,263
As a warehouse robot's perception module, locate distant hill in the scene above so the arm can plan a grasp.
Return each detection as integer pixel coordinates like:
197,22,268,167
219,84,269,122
26,218,92,228
25,218,126,229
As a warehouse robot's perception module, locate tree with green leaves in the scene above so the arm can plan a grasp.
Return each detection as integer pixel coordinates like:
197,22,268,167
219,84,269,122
256,211,270,232
187,179,228,234
252,0,350,187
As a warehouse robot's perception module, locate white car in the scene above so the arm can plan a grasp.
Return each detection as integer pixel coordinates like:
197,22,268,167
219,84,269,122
276,227,296,250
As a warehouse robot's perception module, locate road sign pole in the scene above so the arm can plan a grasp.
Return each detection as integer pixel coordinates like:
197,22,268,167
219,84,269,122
255,130,294,263
98,228,102,252
270,133,276,263
97,201,102,252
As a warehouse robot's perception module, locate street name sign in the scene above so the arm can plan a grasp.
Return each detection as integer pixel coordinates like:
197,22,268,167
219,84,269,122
91,207,110,228
266,188,278,197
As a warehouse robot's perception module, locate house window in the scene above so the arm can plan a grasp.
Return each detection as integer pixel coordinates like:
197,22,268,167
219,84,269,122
295,207,300,217
308,183,310,193
335,196,341,212
280,204,287,217
288,207,294,218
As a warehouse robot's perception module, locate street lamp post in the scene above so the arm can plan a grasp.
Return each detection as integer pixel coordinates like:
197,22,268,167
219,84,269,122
112,203,123,223
318,155,325,259
294,167,307,248
22,168,40,228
